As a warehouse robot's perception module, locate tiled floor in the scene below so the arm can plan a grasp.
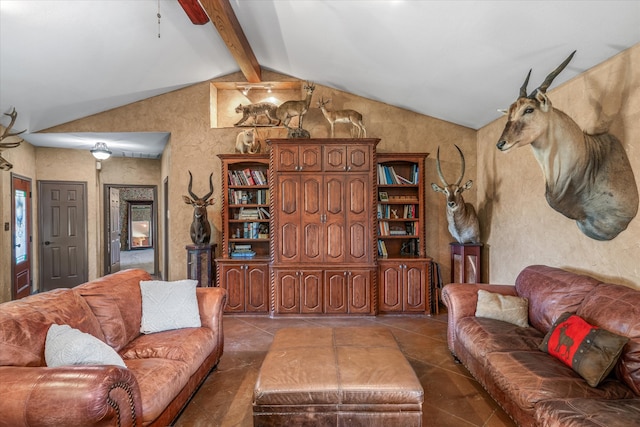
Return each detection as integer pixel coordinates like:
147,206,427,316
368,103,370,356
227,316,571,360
174,312,516,427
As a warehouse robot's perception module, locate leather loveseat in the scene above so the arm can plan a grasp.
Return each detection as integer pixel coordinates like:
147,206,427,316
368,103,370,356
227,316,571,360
0,269,227,427
442,264,640,426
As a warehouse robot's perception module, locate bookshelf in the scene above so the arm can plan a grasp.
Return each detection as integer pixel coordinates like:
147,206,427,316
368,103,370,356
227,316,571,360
216,154,270,313
376,153,432,314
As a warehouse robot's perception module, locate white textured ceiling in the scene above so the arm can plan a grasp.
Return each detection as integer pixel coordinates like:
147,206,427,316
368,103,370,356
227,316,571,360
1,0,639,158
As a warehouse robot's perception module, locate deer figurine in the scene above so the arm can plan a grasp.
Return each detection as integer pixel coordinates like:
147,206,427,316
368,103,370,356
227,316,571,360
317,97,366,138
431,145,480,244
276,82,316,130
182,171,214,245
0,108,26,171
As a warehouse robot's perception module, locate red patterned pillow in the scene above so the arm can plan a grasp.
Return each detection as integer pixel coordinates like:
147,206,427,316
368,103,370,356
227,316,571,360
540,312,629,387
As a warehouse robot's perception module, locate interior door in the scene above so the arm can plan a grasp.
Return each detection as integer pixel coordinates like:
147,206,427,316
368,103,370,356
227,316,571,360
108,187,121,273
39,181,88,291
11,174,32,299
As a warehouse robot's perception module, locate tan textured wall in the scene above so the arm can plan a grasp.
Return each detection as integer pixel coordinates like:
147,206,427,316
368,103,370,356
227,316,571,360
40,70,475,282
477,45,640,288
0,141,36,302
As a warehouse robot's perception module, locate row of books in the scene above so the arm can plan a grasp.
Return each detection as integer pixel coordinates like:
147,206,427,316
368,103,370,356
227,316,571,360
377,240,388,258
237,207,270,220
229,189,269,205
233,222,269,239
377,204,417,219
377,164,419,185
230,244,256,258
228,168,268,186
378,221,416,236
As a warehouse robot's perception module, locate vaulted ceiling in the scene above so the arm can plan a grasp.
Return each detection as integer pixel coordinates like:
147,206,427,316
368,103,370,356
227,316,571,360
1,1,638,158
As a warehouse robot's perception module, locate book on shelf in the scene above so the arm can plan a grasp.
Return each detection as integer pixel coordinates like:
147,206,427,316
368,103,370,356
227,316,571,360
258,207,270,219
377,240,388,257
231,243,256,258
378,164,418,185
238,208,260,219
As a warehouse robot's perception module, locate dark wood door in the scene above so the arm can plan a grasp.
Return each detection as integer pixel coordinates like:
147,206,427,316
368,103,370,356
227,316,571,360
345,174,370,263
301,175,323,263
39,181,87,291
404,261,427,312
348,269,372,314
275,270,300,314
379,263,403,312
108,187,121,274
11,174,31,299
324,271,348,314
276,175,301,263
300,270,323,314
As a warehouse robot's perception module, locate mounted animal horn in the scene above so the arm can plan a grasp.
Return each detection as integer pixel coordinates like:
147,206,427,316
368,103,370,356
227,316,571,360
519,69,532,98
188,171,214,201
436,145,465,187
528,50,576,97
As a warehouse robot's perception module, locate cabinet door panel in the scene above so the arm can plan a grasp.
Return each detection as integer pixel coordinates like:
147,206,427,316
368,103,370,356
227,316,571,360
324,272,347,313
276,271,300,314
275,146,299,171
404,263,427,312
346,175,370,263
325,176,345,262
302,177,323,262
379,265,402,312
347,146,371,171
246,265,269,312
349,270,371,314
301,271,323,313
300,145,322,171
221,265,245,313
277,176,300,262
324,146,347,172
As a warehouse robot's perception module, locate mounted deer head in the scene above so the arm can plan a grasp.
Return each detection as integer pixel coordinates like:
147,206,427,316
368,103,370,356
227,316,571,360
182,171,214,245
0,108,26,171
431,145,480,244
496,51,638,240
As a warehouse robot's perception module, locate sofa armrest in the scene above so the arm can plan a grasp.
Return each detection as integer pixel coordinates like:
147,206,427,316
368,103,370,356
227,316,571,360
0,365,143,427
196,287,227,349
441,283,518,356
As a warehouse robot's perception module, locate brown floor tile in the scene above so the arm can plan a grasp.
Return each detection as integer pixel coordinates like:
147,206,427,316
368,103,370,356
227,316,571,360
174,314,515,427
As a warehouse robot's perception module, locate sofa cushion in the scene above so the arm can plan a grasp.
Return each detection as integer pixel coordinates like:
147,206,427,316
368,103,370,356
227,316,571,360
75,269,150,351
535,398,640,427
121,327,215,376
475,289,529,327
515,265,601,333
486,351,635,414
140,279,201,334
456,317,543,362
577,282,640,395
45,324,126,368
124,357,193,425
0,289,104,367
540,312,628,387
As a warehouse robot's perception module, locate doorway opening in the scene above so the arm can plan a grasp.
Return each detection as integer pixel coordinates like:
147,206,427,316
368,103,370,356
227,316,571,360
104,184,158,277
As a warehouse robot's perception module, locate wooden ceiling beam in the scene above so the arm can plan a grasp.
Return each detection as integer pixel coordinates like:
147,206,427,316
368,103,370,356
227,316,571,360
177,0,210,25
199,0,262,83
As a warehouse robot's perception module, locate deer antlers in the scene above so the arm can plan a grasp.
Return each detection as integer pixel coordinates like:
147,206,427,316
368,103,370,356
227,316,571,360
0,108,26,171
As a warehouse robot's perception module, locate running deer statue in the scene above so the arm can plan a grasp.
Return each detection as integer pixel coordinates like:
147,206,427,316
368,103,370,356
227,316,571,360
182,171,214,245
317,97,366,138
497,51,638,240
276,82,316,130
0,108,26,171
431,145,480,244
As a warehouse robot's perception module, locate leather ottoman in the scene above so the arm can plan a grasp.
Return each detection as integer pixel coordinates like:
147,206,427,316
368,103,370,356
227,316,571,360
253,326,423,426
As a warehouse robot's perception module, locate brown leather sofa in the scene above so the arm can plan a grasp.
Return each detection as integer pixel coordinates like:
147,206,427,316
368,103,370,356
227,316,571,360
0,269,227,427
442,265,640,426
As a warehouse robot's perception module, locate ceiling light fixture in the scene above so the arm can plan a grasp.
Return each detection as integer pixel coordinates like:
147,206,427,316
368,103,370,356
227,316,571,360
237,83,274,96
90,142,112,160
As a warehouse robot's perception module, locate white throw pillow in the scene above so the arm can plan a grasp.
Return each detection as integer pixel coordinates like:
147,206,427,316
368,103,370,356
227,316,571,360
45,324,126,367
140,279,201,334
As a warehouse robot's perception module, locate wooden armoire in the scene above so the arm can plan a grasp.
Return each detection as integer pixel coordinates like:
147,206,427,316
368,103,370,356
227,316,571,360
216,138,433,316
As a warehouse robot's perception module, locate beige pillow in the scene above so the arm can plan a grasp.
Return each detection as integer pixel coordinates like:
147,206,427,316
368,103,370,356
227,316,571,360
475,289,529,327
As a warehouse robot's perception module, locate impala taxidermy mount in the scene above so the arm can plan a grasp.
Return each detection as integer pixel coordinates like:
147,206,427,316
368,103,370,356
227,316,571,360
497,51,638,240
